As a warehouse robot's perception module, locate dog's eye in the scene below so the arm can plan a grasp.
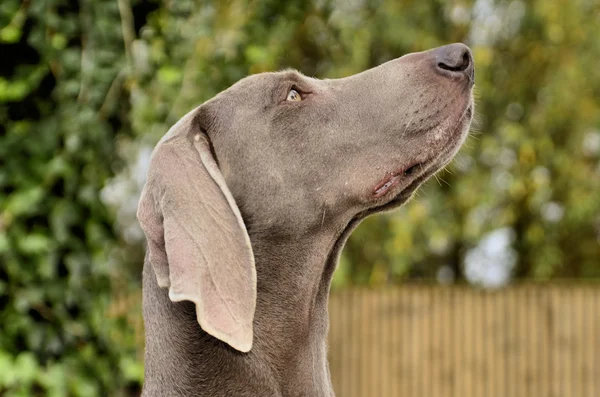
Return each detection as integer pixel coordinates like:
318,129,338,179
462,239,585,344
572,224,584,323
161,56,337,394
286,89,302,102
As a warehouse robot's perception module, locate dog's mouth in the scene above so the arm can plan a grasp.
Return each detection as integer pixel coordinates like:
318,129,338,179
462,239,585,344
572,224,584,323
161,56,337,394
369,163,433,211
372,161,425,198
369,103,473,208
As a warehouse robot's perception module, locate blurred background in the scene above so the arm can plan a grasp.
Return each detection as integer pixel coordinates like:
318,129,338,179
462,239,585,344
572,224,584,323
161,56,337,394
1,0,599,396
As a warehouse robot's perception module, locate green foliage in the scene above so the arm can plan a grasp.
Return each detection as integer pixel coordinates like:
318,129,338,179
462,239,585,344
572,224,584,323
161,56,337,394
0,0,146,395
1,0,599,394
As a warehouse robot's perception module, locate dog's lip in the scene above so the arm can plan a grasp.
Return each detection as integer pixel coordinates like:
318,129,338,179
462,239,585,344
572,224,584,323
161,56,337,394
363,170,430,215
372,161,425,198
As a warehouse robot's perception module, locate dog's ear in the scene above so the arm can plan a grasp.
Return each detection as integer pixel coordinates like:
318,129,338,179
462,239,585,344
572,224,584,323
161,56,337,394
137,106,256,352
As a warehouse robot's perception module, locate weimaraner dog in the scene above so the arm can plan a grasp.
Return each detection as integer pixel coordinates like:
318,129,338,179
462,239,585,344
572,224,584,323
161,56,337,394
137,43,475,396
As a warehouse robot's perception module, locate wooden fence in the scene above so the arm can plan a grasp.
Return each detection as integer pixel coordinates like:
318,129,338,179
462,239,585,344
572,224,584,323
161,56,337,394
109,283,600,395
328,284,600,397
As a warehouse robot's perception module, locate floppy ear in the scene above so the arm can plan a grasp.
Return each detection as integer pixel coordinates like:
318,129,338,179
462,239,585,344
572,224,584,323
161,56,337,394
137,106,256,353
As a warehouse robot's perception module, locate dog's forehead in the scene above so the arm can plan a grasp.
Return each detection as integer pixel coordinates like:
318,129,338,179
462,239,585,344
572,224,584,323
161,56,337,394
229,69,314,92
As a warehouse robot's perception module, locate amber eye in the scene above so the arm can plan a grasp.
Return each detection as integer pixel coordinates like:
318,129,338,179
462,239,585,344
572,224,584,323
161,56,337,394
286,89,302,102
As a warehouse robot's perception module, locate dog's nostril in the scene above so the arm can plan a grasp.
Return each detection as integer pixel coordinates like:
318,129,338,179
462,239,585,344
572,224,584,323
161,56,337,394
438,52,470,72
434,43,474,79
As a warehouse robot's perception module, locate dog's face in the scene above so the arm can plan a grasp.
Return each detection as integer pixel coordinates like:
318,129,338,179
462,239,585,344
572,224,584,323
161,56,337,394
199,44,474,238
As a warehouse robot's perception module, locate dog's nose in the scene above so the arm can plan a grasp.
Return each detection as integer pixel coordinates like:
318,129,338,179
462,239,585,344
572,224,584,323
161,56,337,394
434,43,474,81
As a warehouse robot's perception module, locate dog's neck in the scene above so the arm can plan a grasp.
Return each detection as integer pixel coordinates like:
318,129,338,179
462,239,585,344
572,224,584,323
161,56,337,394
142,224,350,396
248,231,341,375
246,214,360,388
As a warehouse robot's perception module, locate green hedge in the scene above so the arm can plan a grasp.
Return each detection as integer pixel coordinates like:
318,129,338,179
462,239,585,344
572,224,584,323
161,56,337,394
0,0,145,395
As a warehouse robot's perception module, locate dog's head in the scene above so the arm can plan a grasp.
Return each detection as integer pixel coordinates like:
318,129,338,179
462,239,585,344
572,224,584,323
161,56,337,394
138,43,474,352
203,43,474,236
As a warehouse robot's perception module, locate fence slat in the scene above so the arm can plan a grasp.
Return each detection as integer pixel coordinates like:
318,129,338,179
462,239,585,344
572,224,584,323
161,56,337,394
328,283,600,397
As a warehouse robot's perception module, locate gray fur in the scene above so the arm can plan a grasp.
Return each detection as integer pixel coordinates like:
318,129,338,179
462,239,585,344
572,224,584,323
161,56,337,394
138,43,475,396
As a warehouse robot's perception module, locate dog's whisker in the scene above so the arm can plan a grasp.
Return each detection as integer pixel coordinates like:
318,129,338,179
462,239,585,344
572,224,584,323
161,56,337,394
443,167,455,176
402,113,416,138
438,176,452,187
